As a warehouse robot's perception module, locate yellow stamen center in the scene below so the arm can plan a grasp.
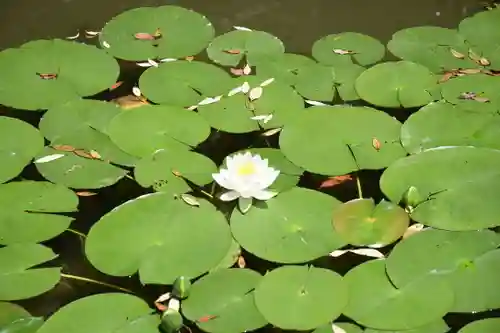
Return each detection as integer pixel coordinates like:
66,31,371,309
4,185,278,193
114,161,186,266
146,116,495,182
237,161,256,176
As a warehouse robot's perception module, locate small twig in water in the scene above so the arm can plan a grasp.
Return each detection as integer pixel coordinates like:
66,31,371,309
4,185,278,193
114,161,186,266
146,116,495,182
61,273,134,294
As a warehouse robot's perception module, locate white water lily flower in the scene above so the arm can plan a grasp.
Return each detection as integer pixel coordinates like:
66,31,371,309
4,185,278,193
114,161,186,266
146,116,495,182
212,152,280,201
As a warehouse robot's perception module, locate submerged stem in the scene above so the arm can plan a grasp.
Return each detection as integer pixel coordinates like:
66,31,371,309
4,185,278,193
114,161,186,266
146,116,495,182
61,273,134,294
356,175,363,199
66,228,86,238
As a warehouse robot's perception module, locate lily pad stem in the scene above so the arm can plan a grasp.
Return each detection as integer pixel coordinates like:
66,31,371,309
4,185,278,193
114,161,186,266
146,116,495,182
356,175,363,198
199,188,214,199
66,228,86,238
61,273,134,294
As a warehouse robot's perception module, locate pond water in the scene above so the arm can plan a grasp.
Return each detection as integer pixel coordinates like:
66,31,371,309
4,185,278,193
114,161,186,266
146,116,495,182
1,0,498,332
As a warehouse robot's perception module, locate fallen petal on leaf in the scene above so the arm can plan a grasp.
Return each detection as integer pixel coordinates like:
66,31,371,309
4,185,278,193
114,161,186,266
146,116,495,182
132,86,142,97
243,63,252,75
249,86,263,101
34,154,65,163
262,127,282,136
259,78,275,87
241,82,250,94
66,31,80,40
349,248,385,258
233,26,252,31
305,100,328,106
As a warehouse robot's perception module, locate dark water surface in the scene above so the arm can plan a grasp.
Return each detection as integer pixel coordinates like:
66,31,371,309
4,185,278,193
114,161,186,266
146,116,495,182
1,0,497,332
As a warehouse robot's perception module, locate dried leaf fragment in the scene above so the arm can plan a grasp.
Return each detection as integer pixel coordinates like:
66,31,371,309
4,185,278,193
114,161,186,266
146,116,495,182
223,49,241,54
262,127,282,136
76,191,97,197
243,63,252,75
237,255,246,268
372,137,381,151
110,81,123,90
319,175,353,189
52,144,76,152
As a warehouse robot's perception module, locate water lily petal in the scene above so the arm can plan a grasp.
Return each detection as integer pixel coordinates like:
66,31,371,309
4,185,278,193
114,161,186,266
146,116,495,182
251,189,278,200
257,168,280,189
220,191,241,201
212,169,235,190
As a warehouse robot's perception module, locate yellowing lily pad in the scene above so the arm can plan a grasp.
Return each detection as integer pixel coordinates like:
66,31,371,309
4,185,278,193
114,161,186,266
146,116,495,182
332,198,409,247
99,6,215,61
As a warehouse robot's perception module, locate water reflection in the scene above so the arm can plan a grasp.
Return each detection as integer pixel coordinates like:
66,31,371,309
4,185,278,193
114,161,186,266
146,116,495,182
0,0,484,51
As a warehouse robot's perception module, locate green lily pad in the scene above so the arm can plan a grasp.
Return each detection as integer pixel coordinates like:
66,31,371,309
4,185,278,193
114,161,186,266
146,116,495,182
197,76,305,133
458,318,500,333
0,302,31,324
139,61,234,106
354,61,437,108
206,29,285,66
34,146,128,189
254,53,317,86
99,5,215,61
387,26,476,72
0,181,78,245
401,101,500,154
314,322,363,333
37,293,160,333
210,238,241,272
0,316,44,333
134,148,218,195
223,148,303,192
343,259,453,330
0,39,119,110
181,268,267,333
0,302,44,333
459,8,500,70
439,73,500,114
107,104,211,158
380,146,500,230
385,228,500,312
230,187,345,263
254,265,348,330
312,32,385,66
364,319,449,333
0,243,61,301
332,198,409,247
85,192,232,284
279,105,407,176
39,99,137,167
0,116,44,184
